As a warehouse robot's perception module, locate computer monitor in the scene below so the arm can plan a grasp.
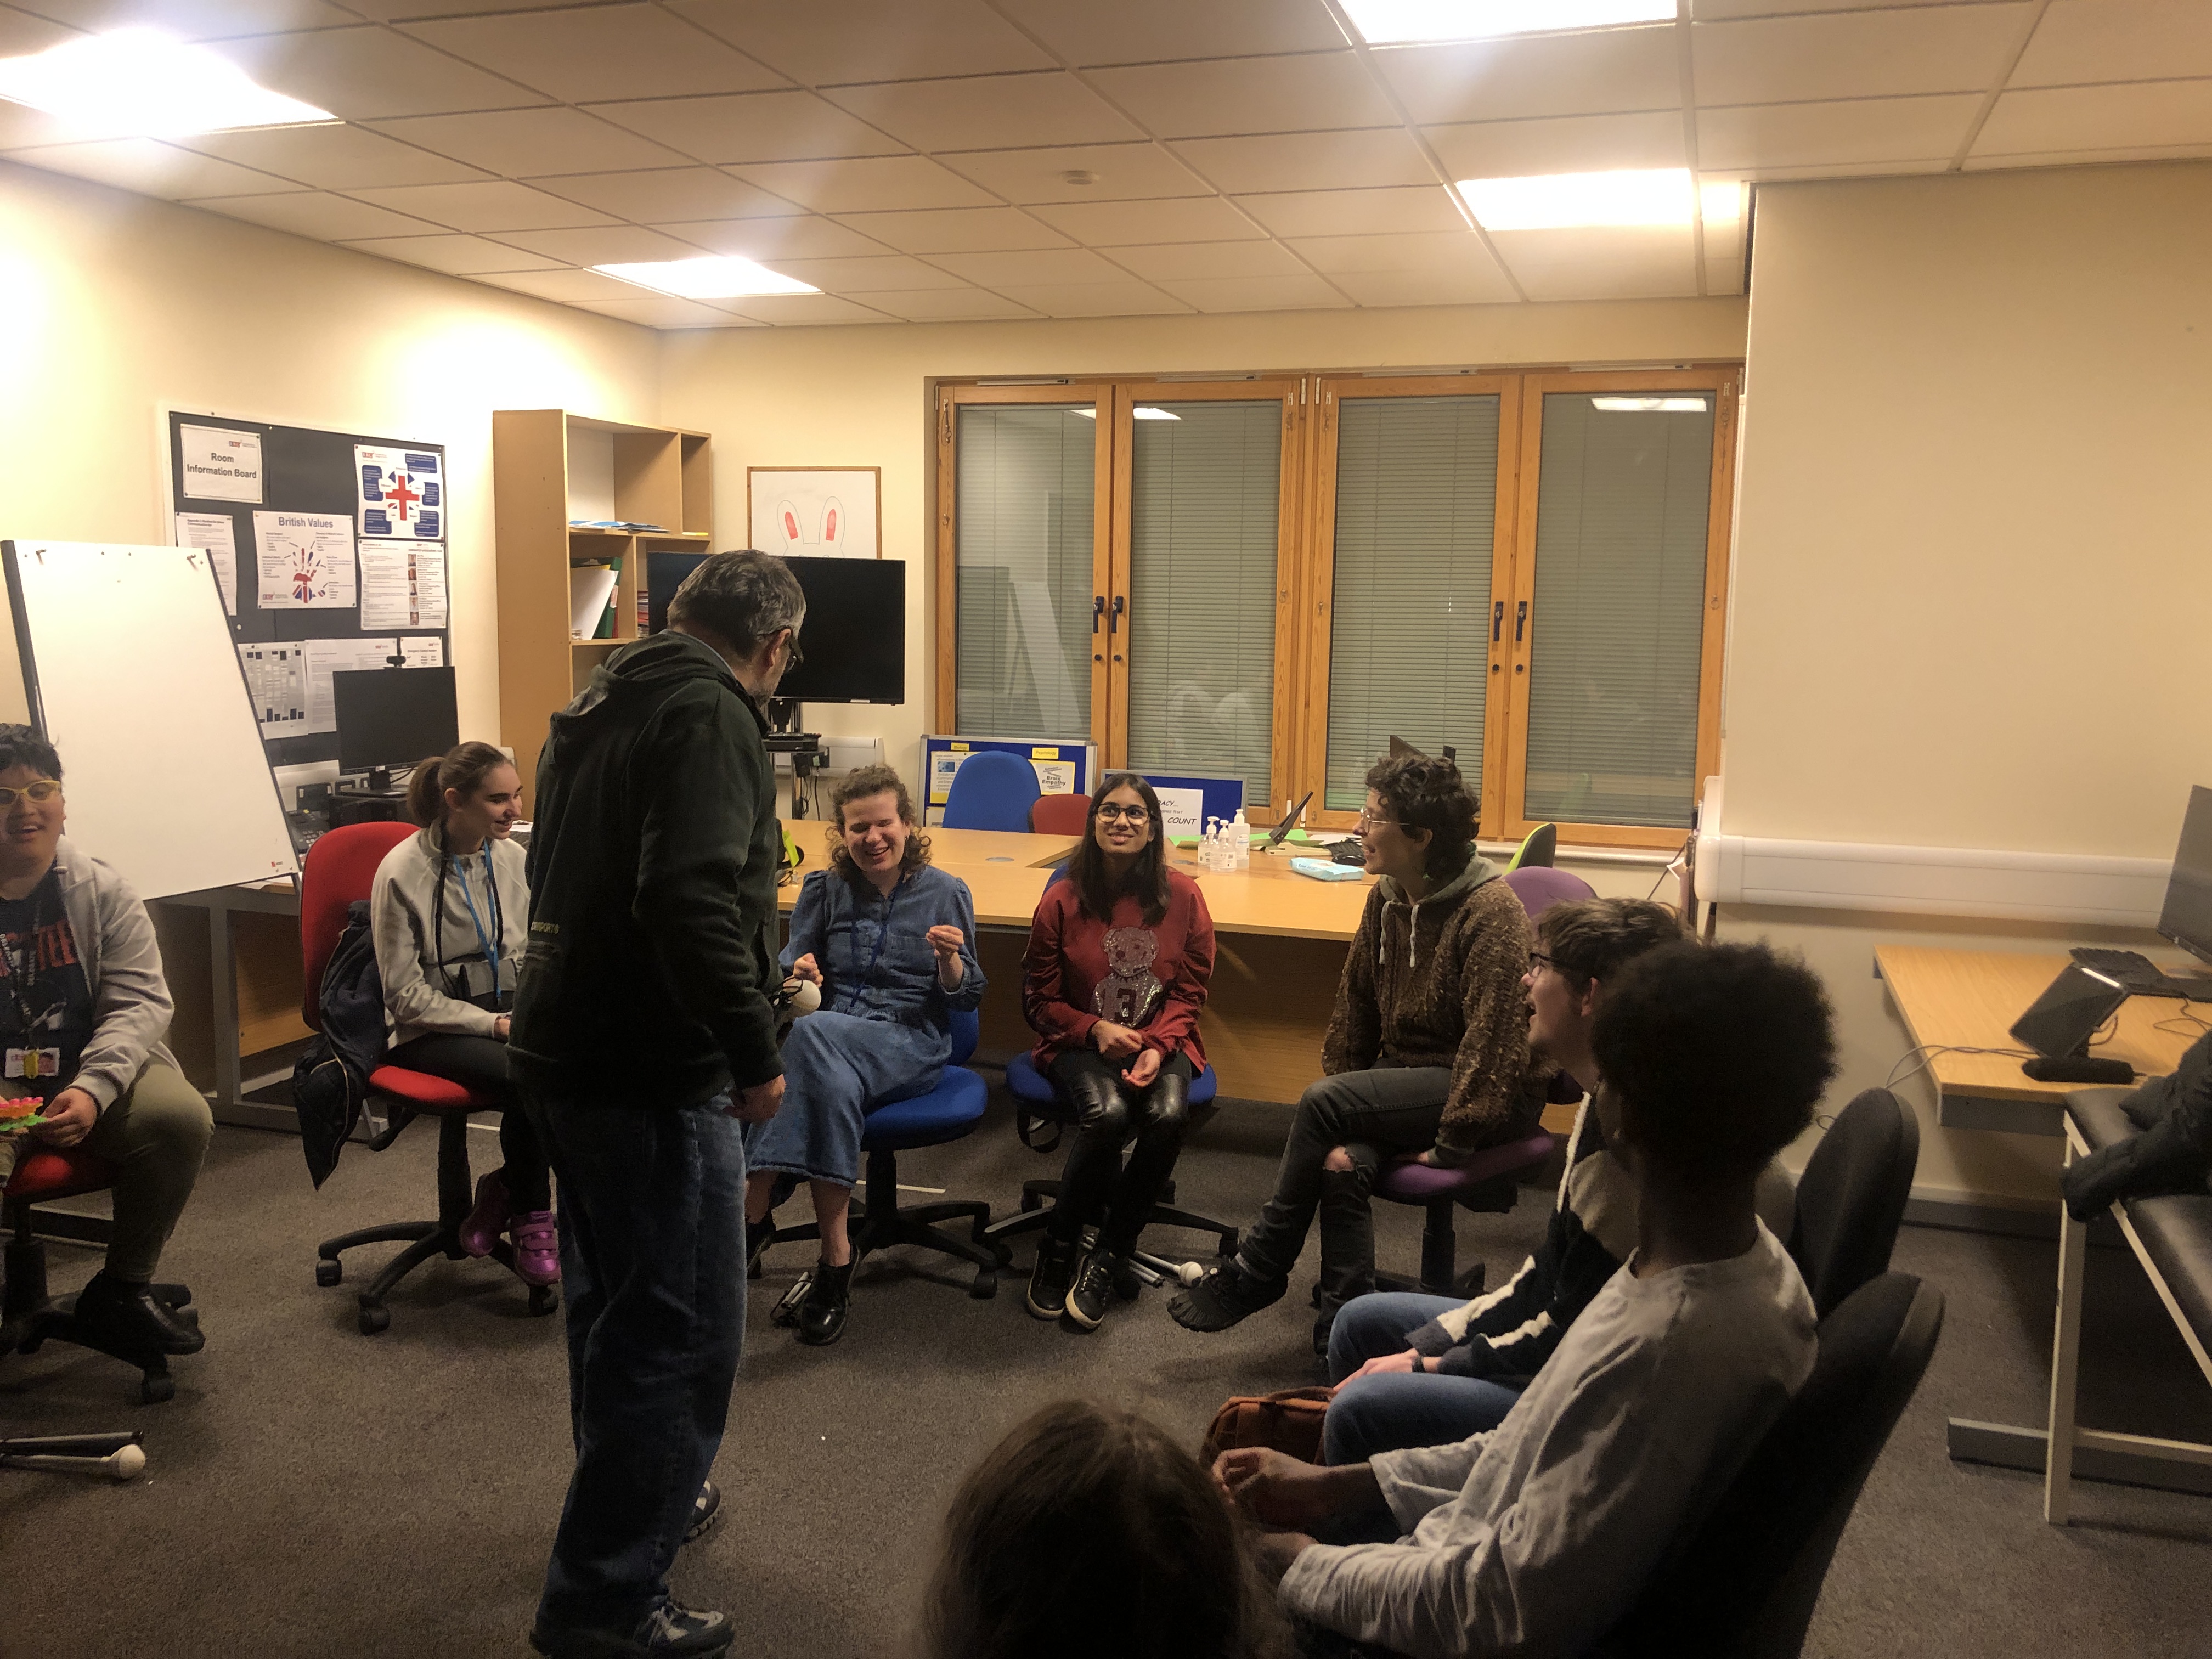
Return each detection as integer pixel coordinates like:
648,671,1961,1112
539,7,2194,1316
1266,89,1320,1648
646,551,712,636
2157,785,2212,966
334,667,458,777
2008,963,2129,1059
776,557,905,705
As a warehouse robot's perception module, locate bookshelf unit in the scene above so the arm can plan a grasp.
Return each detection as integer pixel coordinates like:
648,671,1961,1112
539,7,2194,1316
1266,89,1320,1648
493,409,713,806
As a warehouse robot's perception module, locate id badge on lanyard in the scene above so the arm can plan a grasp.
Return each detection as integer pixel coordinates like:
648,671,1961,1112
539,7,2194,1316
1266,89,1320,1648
7,1046,60,1081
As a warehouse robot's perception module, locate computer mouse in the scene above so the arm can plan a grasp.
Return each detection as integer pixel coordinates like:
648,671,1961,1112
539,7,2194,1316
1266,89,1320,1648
1331,842,1367,867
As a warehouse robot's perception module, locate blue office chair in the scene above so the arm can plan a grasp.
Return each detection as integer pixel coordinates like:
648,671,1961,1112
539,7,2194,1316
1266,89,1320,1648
942,751,1042,831
762,1007,1008,1299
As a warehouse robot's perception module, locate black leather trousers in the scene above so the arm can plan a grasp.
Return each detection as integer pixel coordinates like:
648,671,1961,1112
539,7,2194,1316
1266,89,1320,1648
1045,1048,1197,1256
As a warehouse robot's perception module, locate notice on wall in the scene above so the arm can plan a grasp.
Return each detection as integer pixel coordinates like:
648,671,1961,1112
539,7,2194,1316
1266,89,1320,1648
355,444,442,541
358,539,447,631
253,511,355,610
237,641,308,736
174,511,239,616
303,637,398,737
400,636,443,669
179,425,264,504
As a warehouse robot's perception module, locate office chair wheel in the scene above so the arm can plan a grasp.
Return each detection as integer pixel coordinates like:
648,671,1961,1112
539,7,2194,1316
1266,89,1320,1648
357,1302,390,1336
969,1267,996,1300
1217,1231,1239,1259
315,1260,342,1288
140,1373,174,1405
527,1284,560,1318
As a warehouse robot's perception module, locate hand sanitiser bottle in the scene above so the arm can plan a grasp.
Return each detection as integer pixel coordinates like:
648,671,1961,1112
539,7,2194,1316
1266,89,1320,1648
1230,808,1250,870
1201,818,1221,870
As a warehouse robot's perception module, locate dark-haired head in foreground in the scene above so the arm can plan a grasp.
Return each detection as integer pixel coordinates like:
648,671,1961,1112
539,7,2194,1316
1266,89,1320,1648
921,1398,1290,1659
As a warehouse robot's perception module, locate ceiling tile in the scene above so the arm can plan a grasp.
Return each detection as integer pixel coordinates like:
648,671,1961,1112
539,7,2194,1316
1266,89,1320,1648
403,7,786,104
1690,0,1968,16
1690,5,2034,105
1703,249,1744,297
669,0,1052,84
1372,28,1680,125
349,180,621,232
1972,79,2212,156
0,99,82,150
1028,195,1262,245
1697,94,1980,170
2012,0,2212,88
1330,267,1517,307
187,189,440,240
336,232,568,274
477,267,645,302
941,142,1214,203
1086,53,1400,139
586,90,906,165
365,109,691,177
989,279,1190,316
9,138,298,198
1425,110,1685,180
488,224,710,263
657,215,895,258
725,154,997,212
212,28,551,121
526,167,793,223
830,205,1073,252
994,0,1348,66
1150,272,1348,311
1109,239,1306,280
174,124,492,190
1171,128,1436,193
722,292,891,324
576,294,761,327
343,0,607,19
765,253,969,292
1232,184,1466,236
1487,223,1697,301
13,0,356,37
0,7,81,53
930,246,1125,285
825,72,1144,151
864,286,1041,320
1286,228,1494,273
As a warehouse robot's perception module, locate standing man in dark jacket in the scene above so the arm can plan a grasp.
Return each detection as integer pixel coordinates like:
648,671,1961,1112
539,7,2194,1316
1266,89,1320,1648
515,550,803,1659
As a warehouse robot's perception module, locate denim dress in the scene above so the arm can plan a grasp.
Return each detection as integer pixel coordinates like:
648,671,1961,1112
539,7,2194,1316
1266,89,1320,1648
742,864,986,1189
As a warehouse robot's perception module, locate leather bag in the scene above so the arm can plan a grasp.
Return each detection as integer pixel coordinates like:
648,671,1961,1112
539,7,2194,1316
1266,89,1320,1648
1199,1386,1337,1467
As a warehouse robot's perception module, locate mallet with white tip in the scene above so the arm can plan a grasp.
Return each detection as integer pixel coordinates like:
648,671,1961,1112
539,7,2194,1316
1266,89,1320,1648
0,1432,147,1481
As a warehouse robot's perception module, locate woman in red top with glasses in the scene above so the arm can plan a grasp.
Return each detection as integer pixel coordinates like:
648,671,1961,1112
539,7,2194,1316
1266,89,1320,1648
1021,772,1216,1334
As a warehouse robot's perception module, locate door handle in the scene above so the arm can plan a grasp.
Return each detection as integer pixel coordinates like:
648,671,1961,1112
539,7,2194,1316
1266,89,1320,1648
1514,600,1528,644
1492,601,1504,644
1092,595,1105,635
1110,595,1125,635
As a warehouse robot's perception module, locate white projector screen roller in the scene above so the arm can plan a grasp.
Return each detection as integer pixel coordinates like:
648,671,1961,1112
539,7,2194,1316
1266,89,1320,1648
4,540,296,899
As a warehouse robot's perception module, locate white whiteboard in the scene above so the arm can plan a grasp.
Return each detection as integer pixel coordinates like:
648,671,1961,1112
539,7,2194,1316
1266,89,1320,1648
5,540,296,898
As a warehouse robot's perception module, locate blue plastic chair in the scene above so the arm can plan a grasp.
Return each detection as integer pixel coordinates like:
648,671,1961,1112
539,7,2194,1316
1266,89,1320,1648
763,1007,1008,1299
941,751,1042,831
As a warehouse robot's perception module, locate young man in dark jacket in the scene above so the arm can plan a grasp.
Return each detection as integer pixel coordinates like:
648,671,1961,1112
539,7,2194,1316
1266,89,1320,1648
515,550,803,1659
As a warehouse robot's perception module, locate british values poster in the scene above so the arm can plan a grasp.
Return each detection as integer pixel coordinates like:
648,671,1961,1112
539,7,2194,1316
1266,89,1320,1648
355,444,443,541
253,510,356,608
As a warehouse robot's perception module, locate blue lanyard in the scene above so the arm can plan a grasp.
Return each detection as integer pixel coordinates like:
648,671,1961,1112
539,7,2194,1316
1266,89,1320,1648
450,851,503,994
843,879,899,1013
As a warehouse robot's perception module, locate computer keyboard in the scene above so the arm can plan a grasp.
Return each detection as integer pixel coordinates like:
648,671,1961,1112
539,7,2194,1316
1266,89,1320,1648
2068,947,2212,1001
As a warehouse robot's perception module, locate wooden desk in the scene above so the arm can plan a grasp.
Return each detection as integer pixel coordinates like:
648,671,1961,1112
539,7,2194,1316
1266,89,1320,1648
1874,947,2203,1137
151,881,307,1135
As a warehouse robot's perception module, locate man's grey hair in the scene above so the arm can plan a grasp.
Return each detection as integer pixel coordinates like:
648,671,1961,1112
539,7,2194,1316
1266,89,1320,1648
667,550,806,658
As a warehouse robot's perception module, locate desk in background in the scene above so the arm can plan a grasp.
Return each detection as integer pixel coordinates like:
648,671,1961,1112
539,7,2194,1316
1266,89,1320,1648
150,881,307,1133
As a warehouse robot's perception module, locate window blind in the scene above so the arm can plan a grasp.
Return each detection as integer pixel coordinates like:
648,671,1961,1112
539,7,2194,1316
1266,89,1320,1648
1324,396,1500,813
1124,401,1282,811
1523,394,1713,830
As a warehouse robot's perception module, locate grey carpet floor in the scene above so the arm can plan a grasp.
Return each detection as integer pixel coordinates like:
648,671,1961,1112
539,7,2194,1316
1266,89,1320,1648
6,1087,2211,1659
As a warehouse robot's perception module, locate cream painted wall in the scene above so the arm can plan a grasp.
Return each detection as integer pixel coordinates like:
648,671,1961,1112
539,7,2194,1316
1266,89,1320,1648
0,159,661,747
657,296,1750,781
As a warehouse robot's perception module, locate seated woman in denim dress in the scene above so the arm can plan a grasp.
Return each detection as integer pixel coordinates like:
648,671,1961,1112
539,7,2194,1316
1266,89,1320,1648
743,765,984,1347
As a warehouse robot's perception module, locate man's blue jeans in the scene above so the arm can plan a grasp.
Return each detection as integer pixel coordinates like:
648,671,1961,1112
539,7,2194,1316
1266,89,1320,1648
527,1092,747,1636
1322,1291,1525,1467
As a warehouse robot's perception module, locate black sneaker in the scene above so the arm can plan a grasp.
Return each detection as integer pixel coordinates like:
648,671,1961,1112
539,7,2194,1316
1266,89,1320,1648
529,1599,733,1658
1026,1235,1078,1321
1063,1250,1120,1331
684,1479,720,1547
1167,1262,1285,1333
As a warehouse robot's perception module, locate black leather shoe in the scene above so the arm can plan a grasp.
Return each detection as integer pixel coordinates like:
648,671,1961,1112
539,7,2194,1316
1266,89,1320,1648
684,1479,720,1547
72,1272,205,1356
794,1257,853,1346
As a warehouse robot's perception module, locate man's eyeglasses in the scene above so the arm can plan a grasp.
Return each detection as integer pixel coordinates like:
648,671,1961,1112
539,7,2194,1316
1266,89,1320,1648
0,780,62,808
1356,809,1401,831
1095,804,1150,823
1527,950,1559,972
782,633,804,673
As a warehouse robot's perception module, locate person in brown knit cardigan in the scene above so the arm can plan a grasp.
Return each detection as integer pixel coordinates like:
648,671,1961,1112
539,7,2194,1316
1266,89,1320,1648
1171,754,1539,1352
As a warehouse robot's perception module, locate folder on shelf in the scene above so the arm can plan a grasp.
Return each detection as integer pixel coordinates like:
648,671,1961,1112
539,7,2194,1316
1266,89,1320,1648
569,562,619,639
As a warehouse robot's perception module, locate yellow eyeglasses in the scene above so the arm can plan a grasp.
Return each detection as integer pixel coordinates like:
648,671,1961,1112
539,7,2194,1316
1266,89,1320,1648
0,780,63,807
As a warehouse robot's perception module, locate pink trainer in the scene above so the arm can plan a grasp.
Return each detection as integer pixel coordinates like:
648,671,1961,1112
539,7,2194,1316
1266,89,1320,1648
458,1170,510,1258
509,1210,561,1287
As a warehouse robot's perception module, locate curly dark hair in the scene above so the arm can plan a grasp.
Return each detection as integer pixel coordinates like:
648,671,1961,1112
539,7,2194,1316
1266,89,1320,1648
1593,940,1837,1185
918,1398,1291,1659
826,764,931,884
0,724,62,781
1365,753,1477,882
1538,898,1686,995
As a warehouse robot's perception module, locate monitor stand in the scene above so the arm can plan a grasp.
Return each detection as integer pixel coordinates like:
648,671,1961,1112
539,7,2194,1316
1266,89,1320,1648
762,698,829,819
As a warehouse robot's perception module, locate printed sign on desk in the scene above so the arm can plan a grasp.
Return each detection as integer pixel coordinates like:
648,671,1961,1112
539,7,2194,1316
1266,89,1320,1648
355,445,443,541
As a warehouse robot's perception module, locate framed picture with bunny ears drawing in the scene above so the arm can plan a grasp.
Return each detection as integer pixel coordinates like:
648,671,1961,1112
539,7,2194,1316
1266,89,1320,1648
747,467,882,559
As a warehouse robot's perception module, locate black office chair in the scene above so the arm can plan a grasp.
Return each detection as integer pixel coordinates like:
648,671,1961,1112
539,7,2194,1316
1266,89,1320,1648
1595,1272,1945,1658
1786,1087,1920,1317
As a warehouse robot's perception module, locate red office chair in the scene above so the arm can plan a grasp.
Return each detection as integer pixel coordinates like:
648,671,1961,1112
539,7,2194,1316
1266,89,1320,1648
301,822,557,1335
3,1146,197,1402
1029,793,1092,836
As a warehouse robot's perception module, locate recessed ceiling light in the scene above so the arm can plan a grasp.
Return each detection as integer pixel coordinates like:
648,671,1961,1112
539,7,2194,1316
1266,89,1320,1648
1069,408,1182,421
1458,168,1694,230
594,256,819,299
0,28,335,138
1344,0,1673,45
1592,397,1709,413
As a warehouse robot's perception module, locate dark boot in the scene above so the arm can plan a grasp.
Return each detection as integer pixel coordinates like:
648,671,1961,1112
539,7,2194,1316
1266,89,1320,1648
794,1257,853,1346
72,1271,205,1356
